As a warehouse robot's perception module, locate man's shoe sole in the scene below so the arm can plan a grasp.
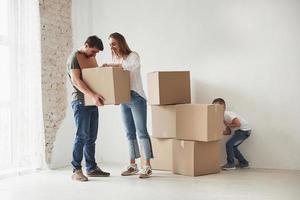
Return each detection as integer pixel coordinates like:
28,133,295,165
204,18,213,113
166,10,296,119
238,166,250,169
87,174,110,177
222,167,236,170
72,176,88,182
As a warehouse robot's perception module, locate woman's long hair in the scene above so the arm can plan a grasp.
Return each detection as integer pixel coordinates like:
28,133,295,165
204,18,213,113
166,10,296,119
109,32,132,59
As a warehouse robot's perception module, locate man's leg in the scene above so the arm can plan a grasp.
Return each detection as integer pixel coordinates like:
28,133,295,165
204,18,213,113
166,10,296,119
84,106,98,172
71,101,91,171
71,101,90,181
83,106,110,177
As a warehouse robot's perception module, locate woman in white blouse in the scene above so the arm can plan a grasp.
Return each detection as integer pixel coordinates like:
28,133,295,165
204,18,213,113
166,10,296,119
102,32,153,178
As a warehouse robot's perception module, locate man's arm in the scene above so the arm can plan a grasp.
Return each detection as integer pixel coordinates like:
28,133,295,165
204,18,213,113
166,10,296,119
70,69,105,106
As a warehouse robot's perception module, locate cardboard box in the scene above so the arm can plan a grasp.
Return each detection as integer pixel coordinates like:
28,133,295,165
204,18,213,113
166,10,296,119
173,140,221,176
151,104,223,141
176,104,224,142
147,71,191,105
82,67,131,105
141,138,173,171
151,105,177,138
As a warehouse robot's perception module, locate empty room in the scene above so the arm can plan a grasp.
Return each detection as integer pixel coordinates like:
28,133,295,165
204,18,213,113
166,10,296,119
0,0,299,200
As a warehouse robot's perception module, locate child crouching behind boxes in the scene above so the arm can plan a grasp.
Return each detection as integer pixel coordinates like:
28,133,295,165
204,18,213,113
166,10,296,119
212,98,251,170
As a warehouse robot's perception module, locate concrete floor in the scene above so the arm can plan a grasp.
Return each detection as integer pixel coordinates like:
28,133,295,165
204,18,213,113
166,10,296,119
0,164,299,200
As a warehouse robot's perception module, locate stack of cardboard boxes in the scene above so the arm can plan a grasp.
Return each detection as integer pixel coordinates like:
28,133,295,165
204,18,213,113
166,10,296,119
81,67,223,176
146,71,224,176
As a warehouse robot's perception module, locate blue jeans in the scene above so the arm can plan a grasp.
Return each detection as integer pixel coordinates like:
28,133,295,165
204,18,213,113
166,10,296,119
71,100,99,172
226,129,251,165
121,90,153,161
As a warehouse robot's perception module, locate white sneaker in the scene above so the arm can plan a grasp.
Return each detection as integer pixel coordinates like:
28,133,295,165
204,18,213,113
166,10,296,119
139,165,152,179
121,164,139,176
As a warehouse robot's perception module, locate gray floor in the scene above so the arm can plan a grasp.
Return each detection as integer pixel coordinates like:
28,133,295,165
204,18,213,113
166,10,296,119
0,164,299,200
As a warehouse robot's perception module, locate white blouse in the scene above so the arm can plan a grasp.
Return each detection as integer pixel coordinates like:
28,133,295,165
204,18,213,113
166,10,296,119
113,51,146,99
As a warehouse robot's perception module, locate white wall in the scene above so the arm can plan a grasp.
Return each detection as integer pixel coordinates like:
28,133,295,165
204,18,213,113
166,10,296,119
50,0,91,168
65,0,300,170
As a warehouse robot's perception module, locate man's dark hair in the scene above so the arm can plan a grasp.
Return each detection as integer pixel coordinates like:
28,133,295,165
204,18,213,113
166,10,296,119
212,98,226,106
85,35,104,50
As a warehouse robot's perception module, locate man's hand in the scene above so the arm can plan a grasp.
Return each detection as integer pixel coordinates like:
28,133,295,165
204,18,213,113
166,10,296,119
92,94,105,106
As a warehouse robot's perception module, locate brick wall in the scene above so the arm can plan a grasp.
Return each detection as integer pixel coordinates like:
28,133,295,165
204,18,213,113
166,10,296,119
39,0,73,164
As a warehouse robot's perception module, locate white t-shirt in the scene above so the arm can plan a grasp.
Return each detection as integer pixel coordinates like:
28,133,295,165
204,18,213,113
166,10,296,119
113,51,146,99
224,111,251,132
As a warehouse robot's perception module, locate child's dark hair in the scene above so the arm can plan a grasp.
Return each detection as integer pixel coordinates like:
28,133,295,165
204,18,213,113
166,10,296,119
85,35,104,50
212,98,226,106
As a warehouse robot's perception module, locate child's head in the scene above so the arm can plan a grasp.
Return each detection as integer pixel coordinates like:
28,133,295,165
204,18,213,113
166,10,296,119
212,98,226,111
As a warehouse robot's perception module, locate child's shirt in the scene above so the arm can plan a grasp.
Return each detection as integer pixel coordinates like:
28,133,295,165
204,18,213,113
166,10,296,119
224,111,251,132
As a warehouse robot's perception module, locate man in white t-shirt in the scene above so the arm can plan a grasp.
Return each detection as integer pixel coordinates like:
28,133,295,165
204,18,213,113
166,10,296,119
213,98,251,170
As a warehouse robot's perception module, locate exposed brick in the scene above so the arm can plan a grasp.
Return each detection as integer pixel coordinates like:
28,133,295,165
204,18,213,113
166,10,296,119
39,0,72,164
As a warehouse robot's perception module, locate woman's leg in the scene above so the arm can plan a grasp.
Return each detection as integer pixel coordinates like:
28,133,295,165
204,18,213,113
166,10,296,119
130,93,153,164
120,103,141,162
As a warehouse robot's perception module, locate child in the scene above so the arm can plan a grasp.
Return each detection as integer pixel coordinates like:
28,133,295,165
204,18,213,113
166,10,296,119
212,98,251,170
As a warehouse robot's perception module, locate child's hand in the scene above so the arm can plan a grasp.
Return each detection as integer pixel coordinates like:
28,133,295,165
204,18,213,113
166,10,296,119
225,118,241,128
101,63,109,67
223,126,231,135
224,120,230,126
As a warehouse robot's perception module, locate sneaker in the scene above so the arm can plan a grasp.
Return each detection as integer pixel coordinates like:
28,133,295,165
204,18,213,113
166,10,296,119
87,166,110,177
121,164,139,176
139,165,152,179
236,162,249,169
221,163,236,170
72,169,88,182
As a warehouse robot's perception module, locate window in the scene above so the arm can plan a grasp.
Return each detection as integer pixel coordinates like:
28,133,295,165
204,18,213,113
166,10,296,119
0,0,12,171
0,0,44,177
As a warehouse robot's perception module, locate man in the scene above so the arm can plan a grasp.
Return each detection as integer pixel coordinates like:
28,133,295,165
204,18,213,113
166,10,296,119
67,35,110,181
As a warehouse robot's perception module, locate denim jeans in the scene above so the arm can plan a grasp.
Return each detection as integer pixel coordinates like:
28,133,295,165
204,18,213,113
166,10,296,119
71,100,99,172
226,129,251,165
121,90,153,160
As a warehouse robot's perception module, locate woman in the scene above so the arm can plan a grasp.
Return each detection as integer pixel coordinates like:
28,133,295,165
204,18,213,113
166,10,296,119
103,32,153,178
